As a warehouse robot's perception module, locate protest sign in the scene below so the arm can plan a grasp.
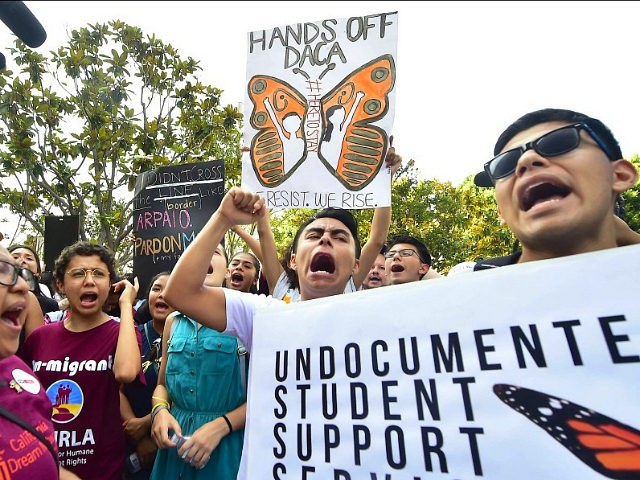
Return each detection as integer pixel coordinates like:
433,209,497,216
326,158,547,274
242,244,640,479
243,12,398,210
132,160,224,293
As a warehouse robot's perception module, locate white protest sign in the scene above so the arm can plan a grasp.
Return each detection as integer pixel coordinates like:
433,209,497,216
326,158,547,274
242,12,398,210
242,244,640,479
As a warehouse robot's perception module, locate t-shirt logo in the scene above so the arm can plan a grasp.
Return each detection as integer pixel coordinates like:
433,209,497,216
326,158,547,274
46,379,84,423
11,368,40,394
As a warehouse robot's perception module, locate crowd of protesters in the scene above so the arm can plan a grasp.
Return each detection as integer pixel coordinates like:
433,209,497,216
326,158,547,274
1,108,639,479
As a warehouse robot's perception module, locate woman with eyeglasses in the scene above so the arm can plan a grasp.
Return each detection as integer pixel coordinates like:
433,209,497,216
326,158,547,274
19,241,142,480
0,243,81,479
120,271,174,479
150,244,248,479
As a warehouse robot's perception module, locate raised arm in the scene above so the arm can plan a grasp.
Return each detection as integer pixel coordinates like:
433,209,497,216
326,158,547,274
353,206,390,289
112,277,142,384
353,140,401,288
231,225,263,262
255,208,285,294
163,188,265,332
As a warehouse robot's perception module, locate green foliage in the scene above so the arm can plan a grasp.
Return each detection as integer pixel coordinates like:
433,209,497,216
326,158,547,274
0,21,242,268
260,161,516,275
4,21,637,273
622,154,640,231
383,165,515,273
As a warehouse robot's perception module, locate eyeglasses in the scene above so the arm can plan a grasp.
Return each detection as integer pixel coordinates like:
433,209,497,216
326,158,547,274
483,123,615,185
0,260,37,290
384,248,420,259
65,268,110,281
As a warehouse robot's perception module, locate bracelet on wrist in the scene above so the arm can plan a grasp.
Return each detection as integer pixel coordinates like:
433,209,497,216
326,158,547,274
221,414,233,433
151,401,170,413
151,405,169,424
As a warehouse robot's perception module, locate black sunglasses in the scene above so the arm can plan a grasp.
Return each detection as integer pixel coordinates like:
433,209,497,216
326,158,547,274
0,260,37,291
483,123,615,185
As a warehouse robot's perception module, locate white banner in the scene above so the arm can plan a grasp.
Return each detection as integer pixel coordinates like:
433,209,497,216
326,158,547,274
243,244,640,479
242,12,398,210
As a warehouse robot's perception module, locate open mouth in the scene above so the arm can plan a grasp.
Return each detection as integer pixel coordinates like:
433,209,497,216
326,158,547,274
154,301,169,312
390,264,404,273
231,272,244,283
1,308,22,327
207,264,214,274
520,181,570,212
80,292,98,307
310,252,335,274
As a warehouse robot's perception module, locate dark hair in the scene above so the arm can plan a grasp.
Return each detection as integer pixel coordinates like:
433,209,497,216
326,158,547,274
145,271,171,301
475,108,623,187
8,244,42,274
387,233,432,266
227,251,261,294
292,207,361,258
280,243,298,289
108,274,123,295
53,241,117,282
494,108,621,158
230,251,261,275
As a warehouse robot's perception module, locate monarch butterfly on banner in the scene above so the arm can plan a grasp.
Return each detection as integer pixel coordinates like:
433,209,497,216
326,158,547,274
247,54,395,190
493,383,640,480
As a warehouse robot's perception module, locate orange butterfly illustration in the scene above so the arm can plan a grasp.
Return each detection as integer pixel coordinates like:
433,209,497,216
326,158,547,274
494,383,640,479
247,54,395,190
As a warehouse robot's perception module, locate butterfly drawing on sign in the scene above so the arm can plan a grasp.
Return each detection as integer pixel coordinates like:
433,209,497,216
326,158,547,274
247,54,395,190
493,383,640,480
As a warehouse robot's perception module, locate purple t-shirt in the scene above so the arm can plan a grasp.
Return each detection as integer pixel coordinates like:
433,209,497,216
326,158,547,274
0,355,59,479
20,319,142,480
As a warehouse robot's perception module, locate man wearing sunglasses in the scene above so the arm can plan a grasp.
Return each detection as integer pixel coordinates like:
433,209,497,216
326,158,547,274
463,108,638,270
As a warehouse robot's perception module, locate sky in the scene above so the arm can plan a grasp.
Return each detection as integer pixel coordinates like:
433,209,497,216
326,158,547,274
2,0,640,240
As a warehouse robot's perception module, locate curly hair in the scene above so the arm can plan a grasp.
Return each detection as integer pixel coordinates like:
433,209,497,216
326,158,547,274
53,241,117,282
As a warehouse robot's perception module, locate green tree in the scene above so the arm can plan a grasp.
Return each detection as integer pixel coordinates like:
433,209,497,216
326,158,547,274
0,21,243,268
382,163,515,273
248,161,516,275
622,154,640,231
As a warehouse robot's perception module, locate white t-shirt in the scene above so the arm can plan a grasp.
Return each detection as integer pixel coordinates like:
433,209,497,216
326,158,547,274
223,288,284,353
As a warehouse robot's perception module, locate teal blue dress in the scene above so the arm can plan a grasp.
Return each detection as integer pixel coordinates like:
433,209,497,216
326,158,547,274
150,313,246,479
